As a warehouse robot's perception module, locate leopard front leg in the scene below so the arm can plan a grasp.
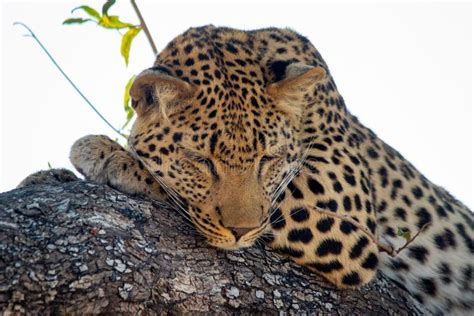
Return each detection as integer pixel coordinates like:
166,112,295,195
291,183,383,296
70,135,166,201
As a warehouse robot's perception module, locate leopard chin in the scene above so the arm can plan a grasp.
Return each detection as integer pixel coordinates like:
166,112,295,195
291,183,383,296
207,240,256,251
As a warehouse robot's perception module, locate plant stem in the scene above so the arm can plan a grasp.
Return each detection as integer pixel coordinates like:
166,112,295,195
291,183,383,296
313,207,396,255
313,206,431,257
130,0,158,56
393,222,431,255
13,22,125,139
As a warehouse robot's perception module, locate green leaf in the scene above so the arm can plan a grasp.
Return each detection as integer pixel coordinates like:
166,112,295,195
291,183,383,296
98,15,133,29
397,227,411,241
47,162,53,169
121,76,136,130
120,112,134,131
62,18,93,25
71,6,101,20
123,75,135,111
98,15,110,28
121,27,141,66
102,0,116,16
108,16,134,29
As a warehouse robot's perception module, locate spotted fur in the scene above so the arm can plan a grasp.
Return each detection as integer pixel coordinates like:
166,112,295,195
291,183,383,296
70,26,473,314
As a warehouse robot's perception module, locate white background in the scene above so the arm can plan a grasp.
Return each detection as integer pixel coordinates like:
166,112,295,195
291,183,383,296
1,1,472,209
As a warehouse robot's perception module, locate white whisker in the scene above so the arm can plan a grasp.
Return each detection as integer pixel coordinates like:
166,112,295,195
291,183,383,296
128,144,198,230
268,141,316,226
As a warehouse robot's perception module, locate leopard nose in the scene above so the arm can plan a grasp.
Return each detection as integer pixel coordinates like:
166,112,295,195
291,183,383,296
230,227,255,240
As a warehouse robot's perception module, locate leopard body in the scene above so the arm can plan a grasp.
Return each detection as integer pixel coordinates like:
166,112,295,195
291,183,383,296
69,26,473,314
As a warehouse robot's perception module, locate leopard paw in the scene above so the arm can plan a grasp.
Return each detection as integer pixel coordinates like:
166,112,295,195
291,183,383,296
70,135,123,183
17,168,78,188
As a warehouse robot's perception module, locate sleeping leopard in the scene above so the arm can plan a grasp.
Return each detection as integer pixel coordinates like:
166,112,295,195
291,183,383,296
69,26,473,314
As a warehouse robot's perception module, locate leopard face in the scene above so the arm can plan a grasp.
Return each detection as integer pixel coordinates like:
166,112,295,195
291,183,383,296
127,32,323,249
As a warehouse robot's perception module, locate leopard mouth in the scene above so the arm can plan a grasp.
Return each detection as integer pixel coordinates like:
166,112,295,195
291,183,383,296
205,220,270,250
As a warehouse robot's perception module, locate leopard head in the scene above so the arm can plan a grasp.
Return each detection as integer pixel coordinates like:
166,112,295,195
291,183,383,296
128,35,326,250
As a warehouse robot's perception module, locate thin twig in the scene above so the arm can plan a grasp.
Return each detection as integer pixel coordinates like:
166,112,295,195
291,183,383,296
394,222,431,255
313,206,430,257
13,22,126,139
130,0,157,56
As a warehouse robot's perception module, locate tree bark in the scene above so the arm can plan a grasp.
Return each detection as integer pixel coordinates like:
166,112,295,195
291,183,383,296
0,169,427,315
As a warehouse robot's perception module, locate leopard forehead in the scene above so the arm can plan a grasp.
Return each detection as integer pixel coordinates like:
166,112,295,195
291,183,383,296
155,25,321,89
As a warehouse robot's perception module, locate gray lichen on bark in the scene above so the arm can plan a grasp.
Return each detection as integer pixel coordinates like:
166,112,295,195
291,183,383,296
0,169,426,314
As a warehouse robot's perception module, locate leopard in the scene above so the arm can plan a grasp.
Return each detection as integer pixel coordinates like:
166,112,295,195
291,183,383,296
69,25,473,314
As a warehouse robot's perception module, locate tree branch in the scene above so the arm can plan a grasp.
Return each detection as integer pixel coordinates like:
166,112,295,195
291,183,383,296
0,169,427,314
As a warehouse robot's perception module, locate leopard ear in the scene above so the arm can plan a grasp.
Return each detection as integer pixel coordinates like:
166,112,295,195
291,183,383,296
129,67,196,117
267,63,327,117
